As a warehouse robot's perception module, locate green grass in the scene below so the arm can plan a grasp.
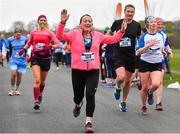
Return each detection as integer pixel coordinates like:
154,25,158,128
170,49,180,71
164,49,180,85
164,73,180,85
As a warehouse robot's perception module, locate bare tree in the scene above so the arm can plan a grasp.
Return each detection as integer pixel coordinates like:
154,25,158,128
9,21,25,32
27,20,38,32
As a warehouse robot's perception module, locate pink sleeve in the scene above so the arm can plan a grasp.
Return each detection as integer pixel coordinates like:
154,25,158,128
26,32,33,48
100,31,124,44
56,23,72,42
49,30,59,44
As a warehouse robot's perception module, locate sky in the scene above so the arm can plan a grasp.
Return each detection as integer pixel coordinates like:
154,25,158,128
0,0,180,31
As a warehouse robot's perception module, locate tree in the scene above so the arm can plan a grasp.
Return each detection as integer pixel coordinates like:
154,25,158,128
9,21,25,32
27,20,38,32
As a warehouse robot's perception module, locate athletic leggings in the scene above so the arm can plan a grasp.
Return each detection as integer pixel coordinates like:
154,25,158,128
72,69,99,117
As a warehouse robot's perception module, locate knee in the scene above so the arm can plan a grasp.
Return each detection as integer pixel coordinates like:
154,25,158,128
141,84,148,92
152,83,160,90
124,79,131,86
34,79,40,86
86,91,95,102
116,74,125,81
11,73,16,78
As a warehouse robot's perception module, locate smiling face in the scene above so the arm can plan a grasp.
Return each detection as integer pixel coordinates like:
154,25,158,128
38,17,47,29
79,15,93,33
124,6,135,21
156,18,164,32
146,17,157,31
149,19,157,31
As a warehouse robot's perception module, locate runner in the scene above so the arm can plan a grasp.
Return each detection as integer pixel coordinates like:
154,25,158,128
7,28,29,96
136,16,166,115
54,41,63,70
56,9,126,133
18,15,60,110
109,4,141,112
0,33,8,67
155,17,172,111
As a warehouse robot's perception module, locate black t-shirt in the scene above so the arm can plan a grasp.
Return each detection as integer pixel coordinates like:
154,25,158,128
111,19,141,57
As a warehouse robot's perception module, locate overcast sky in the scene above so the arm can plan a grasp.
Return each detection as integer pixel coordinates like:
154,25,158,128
0,0,180,31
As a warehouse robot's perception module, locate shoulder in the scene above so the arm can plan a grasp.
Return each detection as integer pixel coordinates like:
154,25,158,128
7,36,14,42
113,19,123,25
132,20,141,27
21,36,28,40
140,32,148,40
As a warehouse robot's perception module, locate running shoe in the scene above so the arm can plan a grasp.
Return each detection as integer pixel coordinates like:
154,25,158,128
155,102,163,111
85,122,94,133
56,67,59,70
33,102,40,110
8,89,14,96
147,90,154,105
38,95,42,104
113,88,121,100
14,90,21,96
73,101,83,117
119,102,127,112
140,106,147,116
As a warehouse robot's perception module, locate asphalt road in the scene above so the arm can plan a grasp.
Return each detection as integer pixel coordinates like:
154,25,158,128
0,63,180,133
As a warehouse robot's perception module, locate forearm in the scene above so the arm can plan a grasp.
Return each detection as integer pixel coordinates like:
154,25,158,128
136,44,150,55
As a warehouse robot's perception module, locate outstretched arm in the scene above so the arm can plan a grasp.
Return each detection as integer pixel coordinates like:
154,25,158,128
56,9,72,41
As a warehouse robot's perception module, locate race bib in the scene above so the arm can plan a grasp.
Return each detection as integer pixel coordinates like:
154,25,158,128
119,37,131,47
81,52,95,62
36,43,45,50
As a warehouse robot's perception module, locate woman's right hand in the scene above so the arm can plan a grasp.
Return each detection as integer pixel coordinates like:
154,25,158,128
148,39,159,47
60,9,70,24
120,19,127,33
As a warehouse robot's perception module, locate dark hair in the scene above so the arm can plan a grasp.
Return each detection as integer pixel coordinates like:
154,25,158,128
38,14,47,21
14,28,22,33
124,4,135,11
79,14,92,23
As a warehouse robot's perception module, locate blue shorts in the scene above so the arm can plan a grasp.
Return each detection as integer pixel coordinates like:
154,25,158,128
9,59,27,74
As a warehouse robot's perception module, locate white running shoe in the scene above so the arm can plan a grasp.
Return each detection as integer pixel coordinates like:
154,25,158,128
8,89,14,96
14,90,21,95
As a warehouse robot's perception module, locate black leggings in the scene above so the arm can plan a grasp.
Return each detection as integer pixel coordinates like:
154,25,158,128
72,69,99,117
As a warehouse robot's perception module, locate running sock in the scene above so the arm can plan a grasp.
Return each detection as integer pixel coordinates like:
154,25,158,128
0,62,3,67
10,84,15,90
33,86,40,102
16,84,20,90
40,84,45,93
86,117,93,124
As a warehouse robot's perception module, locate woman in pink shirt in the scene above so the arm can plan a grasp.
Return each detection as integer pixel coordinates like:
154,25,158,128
19,15,60,110
56,9,126,133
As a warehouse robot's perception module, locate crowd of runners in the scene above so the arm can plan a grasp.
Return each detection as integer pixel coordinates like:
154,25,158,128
0,4,173,133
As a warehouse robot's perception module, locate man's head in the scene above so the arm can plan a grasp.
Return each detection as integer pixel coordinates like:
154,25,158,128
14,28,22,39
124,4,135,21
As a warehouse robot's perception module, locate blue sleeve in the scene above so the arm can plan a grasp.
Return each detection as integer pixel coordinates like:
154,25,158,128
0,40,2,50
6,38,11,49
164,37,169,46
137,34,146,50
4,39,9,48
